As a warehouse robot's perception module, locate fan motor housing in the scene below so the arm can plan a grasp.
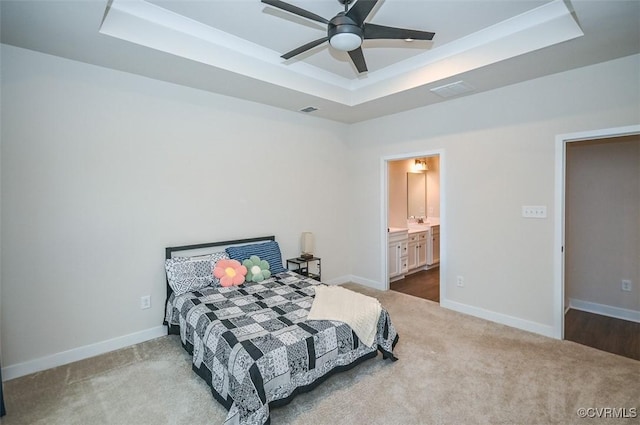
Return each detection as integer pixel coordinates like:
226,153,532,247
328,13,363,41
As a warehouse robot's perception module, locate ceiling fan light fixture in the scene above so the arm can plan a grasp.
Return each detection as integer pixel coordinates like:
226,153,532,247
327,12,363,52
263,0,436,73
330,32,362,51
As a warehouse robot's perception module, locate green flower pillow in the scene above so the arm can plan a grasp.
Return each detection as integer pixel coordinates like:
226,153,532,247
243,255,271,283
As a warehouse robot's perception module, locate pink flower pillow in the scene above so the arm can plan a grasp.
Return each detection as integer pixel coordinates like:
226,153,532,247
213,259,247,287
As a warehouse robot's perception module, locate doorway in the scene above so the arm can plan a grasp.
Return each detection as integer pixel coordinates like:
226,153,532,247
555,125,639,359
385,153,442,303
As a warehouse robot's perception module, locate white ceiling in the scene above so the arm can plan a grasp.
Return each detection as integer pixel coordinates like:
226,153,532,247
1,0,639,123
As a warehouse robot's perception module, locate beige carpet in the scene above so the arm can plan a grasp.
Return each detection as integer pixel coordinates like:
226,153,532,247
2,284,638,425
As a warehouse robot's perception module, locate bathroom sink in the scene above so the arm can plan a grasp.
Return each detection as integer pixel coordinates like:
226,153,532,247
407,223,430,233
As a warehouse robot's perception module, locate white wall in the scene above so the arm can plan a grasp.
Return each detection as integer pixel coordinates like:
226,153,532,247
347,54,640,335
425,156,440,218
0,45,350,371
388,159,413,228
2,43,639,377
0,68,3,371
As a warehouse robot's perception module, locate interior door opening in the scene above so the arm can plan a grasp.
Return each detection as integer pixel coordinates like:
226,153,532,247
385,154,441,303
561,133,639,360
554,125,640,346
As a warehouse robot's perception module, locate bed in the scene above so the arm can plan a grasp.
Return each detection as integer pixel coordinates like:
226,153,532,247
163,236,399,425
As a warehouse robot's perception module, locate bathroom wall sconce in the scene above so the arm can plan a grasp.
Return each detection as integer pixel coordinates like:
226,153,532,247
414,159,429,171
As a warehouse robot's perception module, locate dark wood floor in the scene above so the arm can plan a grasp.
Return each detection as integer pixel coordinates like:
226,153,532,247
392,273,638,361
565,309,640,361
390,267,439,302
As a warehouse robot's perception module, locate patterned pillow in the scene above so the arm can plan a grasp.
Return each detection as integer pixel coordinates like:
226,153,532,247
165,251,229,295
209,251,231,286
226,241,286,274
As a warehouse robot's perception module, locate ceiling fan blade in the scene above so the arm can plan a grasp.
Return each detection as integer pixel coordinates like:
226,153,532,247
364,23,435,41
345,0,379,26
261,0,329,25
281,37,329,59
364,24,436,40
348,47,368,73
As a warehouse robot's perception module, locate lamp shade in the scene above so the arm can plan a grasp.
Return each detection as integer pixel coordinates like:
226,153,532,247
301,232,314,255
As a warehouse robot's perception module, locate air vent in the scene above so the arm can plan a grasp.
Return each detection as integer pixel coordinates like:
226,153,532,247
430,81,475,98
299,106,318,113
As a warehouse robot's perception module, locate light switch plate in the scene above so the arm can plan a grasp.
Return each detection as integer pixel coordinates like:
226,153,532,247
522,206,547,218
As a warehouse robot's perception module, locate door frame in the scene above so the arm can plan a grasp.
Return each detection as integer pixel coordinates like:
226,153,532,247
553,124,640,339
380,149,446,299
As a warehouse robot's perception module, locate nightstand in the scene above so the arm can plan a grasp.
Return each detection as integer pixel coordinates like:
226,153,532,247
286,257,321,281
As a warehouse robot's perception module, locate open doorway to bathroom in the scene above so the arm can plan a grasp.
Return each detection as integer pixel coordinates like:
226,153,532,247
387,155,441,303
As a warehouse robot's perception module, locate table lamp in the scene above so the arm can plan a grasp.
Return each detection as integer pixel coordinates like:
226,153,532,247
300,232,314,259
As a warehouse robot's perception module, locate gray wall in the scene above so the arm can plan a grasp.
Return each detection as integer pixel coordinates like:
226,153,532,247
347,54,639,335
1,42,639,375
0,45,350,369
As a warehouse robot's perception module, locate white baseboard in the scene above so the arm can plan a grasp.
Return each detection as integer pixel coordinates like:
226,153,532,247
325,277,557,338
323,274,386,290
346,275,386,291
2,325,167,381
440,298,557,339
323,274,352,286
324,274,385,290
568,298,640,323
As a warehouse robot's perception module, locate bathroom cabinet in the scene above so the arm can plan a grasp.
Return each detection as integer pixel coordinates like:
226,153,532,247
427,225,440,266
388,229,408,280
408,231,428,270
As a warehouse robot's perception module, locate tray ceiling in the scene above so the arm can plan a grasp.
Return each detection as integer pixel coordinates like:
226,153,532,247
1,0,639,122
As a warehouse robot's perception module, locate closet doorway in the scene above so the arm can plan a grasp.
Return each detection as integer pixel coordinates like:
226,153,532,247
563,133,639,360
385,153,442,303
556,125,639,360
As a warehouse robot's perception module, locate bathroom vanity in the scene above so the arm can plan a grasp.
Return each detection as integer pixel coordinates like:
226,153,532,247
389,221,439,281
388,228,409,280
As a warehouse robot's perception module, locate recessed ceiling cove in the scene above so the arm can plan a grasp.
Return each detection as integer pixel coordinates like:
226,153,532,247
99,0,583,106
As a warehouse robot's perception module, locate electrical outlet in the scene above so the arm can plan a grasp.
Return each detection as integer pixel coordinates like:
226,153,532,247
522,205,547,218
456,276,464,287
621,280,632,292
140,295,151,309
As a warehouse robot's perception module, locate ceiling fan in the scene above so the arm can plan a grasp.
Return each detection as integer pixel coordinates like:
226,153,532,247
262,0,435,73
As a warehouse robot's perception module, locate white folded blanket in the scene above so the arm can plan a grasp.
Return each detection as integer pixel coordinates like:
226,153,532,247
307,285,382,348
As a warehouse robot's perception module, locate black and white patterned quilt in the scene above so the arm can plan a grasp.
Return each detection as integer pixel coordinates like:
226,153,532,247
165,271,399,425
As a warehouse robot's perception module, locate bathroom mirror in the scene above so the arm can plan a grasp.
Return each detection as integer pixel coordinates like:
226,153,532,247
407,172,426,218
